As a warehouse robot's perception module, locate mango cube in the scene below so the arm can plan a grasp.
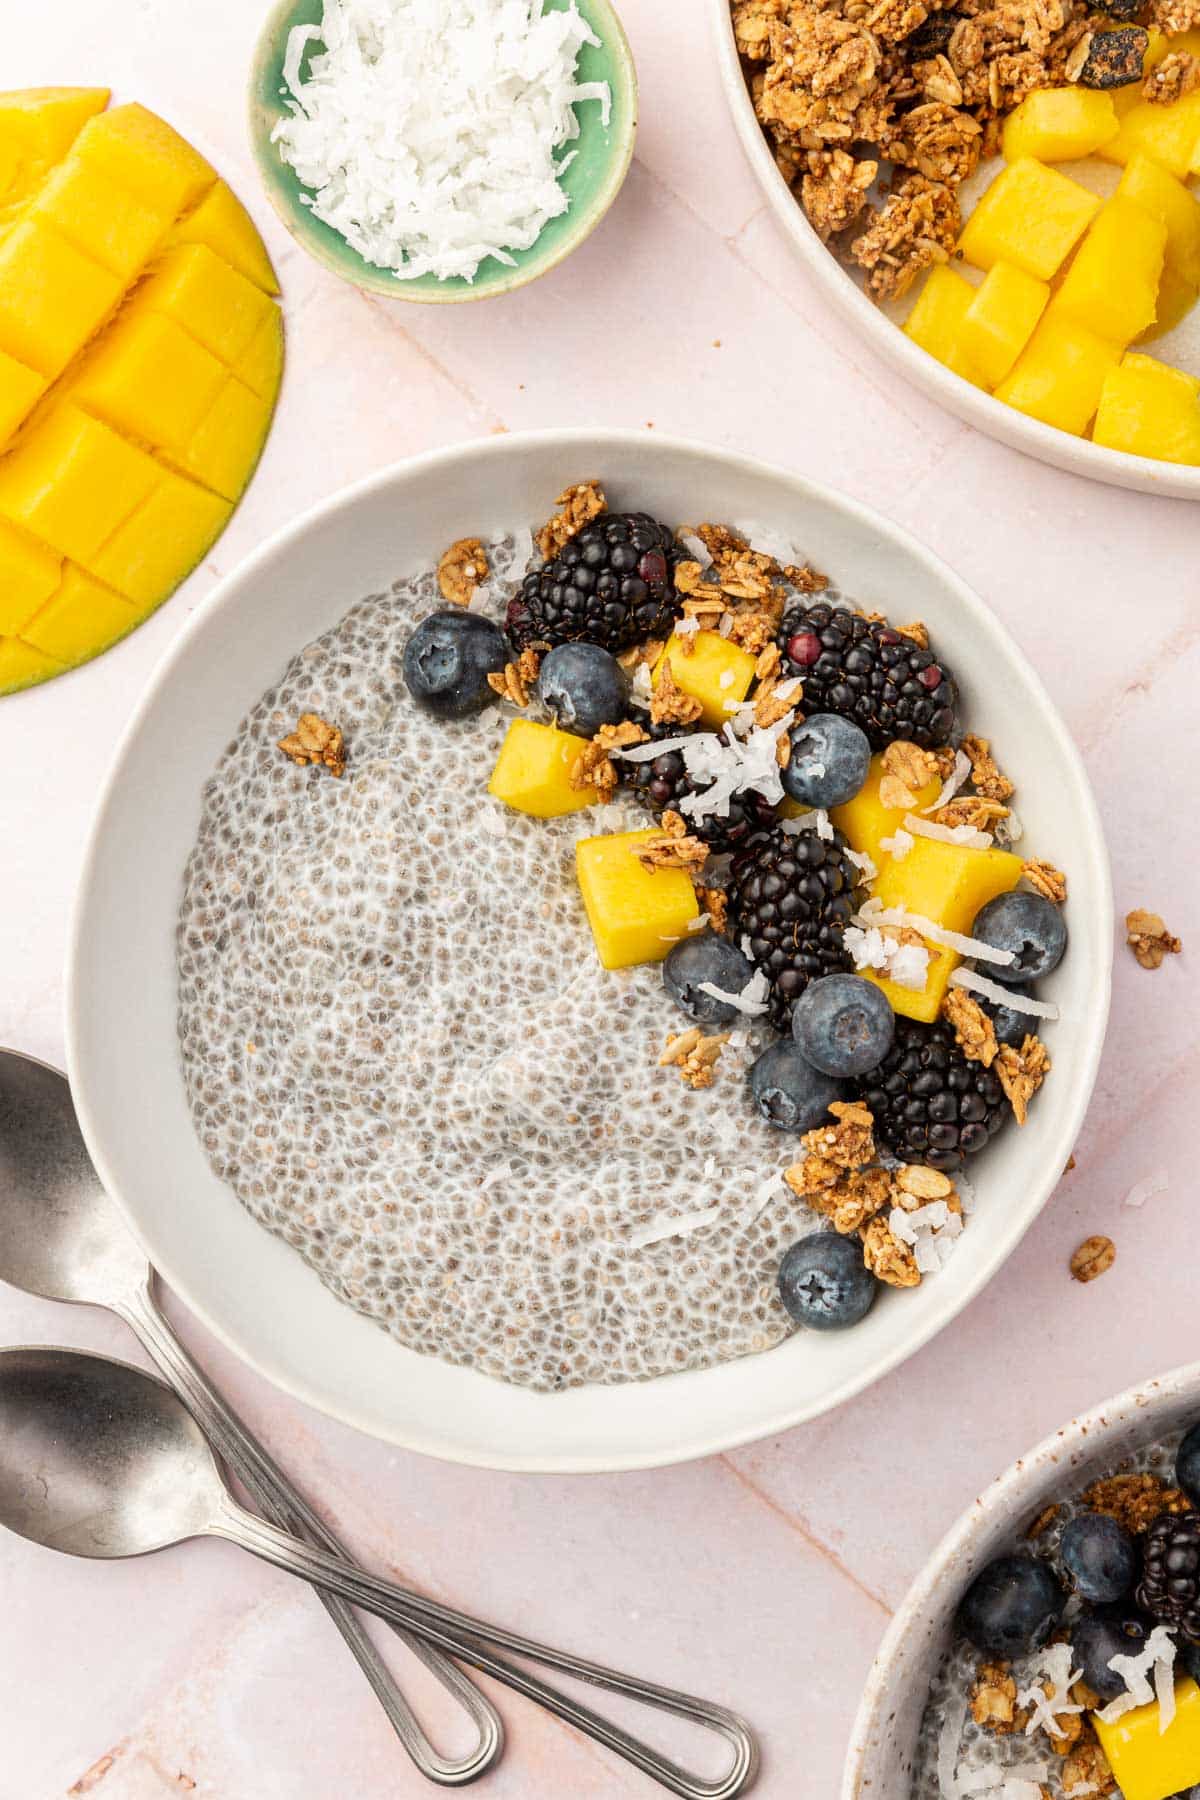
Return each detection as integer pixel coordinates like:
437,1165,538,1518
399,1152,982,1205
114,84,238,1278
85,474,231,608
829,752,943,868
1138,261,1198,342
0,516,62,633
173,377,274,501
29,155,169,280
961,261,1050,387
1053,197,1167,346
0,634,63,692
903,265,986,387
487,719,599,816
73,103,214,217
652,630,759,729
236,308,285,400
1002,86,1119,162
71,311,227,454
0,347,46,447
21,564,137,665
0,405,159,561
0,88,109,162
167,180,279,295
1092,351,1200,462
0,218,121,377
862,943,961,1024
1118,152,1200,287
1093,1678,1200,1800
576,830,700,970
960,158,1100,281
995,312,1121,434
129,244,277,368
1101,92,1200,178
865,836,1024,1018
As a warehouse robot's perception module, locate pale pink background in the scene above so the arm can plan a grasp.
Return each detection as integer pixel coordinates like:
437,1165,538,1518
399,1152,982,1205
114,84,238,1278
2,3,1197,1796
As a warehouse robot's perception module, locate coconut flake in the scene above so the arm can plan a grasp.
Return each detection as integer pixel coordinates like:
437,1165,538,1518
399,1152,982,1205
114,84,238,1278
880,828,915,860
845,847,878,883
936,1688,970,1798
629,662,653,707
627,1204,723,1250
904,813,993,851
779,808,834,841
697,969,772,1016
843,925,931,992
1124,1170,1169,1210
1017,1644,1083,1741
854,899,1017,967
1097,1625,1177,1727
677,530,712,569
924,749,973,814
675,614,702,638
948,968,1060,1020
687,913,711,934
615,735,695,763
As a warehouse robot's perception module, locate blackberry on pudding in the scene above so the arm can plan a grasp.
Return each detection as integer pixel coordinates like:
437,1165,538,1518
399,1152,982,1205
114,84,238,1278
507,512,681,652
777,600,958,749
859,1016,1010,1173
727,826,864,1024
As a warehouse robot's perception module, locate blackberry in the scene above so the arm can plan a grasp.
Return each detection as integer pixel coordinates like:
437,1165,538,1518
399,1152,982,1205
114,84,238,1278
624,718,778,853
859,1017,1009,1173
1137,1512,1200,1640
777,601,958,750
727,826,863,1023
507,513,680,652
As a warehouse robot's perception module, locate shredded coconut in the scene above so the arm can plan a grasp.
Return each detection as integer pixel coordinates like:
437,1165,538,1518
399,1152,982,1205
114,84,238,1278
880,828,914,860
855,899,1017,967
1124,1170,1169,1210
677,530,712,569
626,1203,723,1251
779,807,834,841
925,749,973,814
697,969,772,1016
1097,1625,1178,1728
904,813,993,851
1017,1643,1083,1741
845,847,878,883
844,924,931,992
948,968,1060,1021
273,0,611,282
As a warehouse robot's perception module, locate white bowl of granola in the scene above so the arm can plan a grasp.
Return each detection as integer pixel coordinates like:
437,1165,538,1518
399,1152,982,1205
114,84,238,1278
844,1360,1200,1798
67,429,1112,1472
709,0,1200,500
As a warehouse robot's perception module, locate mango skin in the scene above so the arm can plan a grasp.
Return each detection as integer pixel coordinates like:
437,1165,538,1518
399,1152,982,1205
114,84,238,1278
576,831,700,970
1092,1678,1200,1800
488,719,599,816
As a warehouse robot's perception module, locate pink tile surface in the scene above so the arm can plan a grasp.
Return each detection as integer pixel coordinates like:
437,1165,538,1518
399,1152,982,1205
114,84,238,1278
0,4,1195,1797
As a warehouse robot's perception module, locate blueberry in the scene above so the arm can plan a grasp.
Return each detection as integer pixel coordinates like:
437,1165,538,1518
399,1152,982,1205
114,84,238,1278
536,643,629,739
778,1232,878,1331
781,713,872,810
747,1040,847,1132
1060,1514,1139,1605
402,610,509,720
663,934,757,1028
978,980,1038,1048
957,1554,1065,1658
970,892,1068,985
1072,1613,1150,1702
1178,1421,1200,1506
791,972,895,1078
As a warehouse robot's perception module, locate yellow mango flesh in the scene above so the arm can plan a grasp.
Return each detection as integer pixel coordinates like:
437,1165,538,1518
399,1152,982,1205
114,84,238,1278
903,264,986,388
865,837,1024,1020
961,261,1050,388
960,158,1101,281
995,312,1121,434
1053,197,1167,346
1093,1679,1200,1800
652,630,758,729
1118,152,1200,287
862,944,960,1024
1002,86,1119,162
829,752,943,869
1138,260,1198,341
488,719,599,816
576,831,700,970
1101,91,1200,178
1093,351,1200,462
0,92,283,698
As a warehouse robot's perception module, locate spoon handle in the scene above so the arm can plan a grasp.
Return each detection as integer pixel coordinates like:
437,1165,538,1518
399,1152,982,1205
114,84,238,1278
117,1280,501,1787
213,1499,759,1800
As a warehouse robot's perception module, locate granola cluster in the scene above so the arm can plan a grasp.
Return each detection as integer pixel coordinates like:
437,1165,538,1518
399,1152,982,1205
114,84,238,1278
276,712,346,777
673,522,828,659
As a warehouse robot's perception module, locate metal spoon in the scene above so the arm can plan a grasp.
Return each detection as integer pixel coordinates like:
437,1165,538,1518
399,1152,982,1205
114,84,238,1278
0,1047,501,1787
0,1346,759,1800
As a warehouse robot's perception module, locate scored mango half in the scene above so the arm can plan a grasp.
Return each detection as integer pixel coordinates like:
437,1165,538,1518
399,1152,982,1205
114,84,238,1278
0,91,283,696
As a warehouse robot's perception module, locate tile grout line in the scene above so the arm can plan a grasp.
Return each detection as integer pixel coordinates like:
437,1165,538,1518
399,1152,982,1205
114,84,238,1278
717,1454,894,1618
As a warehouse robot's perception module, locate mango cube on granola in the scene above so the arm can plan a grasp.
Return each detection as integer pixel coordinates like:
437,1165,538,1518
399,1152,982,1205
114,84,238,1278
902,265,987,388
1101,90,1200,179
575,830,700,970
1053,197,1167,347
865,838,1025,1021
651,629,758,729
829,752,942,869
994,312,1121,434
959,158,1101,281
960,261,1051,388
1092,1676,1200,1800
1001,86,1119,163
1118,152,1200,288
1093,351,1200,463
487,718,598,817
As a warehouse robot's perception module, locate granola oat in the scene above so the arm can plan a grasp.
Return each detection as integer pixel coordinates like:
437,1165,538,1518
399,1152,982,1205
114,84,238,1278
995,1034,1050,1124
850,173,960,302
650,660,704,729
970,1662,1026,1735
786,1159,893,1232
277,712,346,777
631,818,710,875
861,1211,922,1286
883,738,940,796
801,1098,876,1169
486,647,541,708
932,795,1010,832
698,885,730,935
1083,1471,1191,1532
898,620,930,649
800,148,879,241
1061,1733,1116,1796
535,480,606,560
659,1027,730,1090
569,719,647,799
1153,0,1200,37
1126,907,1182,970
1023,858,1067,904
1070,1234,1115,1283
961,733,1015,803
436,537,489,606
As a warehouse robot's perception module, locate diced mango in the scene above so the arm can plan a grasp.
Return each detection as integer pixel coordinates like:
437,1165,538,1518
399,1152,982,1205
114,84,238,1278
487,718,599,816
995,312,1121,434
651,630,758,729
0,405,159,561
1092,350,1200,462
21,564,137,665
1093,1679,1200,1800
29,154,169,280
167,180,279,294
1137,260,1198,341
1101,91,1200,178
0,347,46,447
960,261,1050,388
866,836,1024,1019
0,88,109,161
128,243,276,368
1118,151,1200,286
862,943,961,1024
0,218,121,377
576,830,700,970
235,308,285,400
85,473,231,608
0,516,62,633
1002,86,1119,162
173,377,273,501
0,634,64,692
903,265,987,388
1053,197,1166,346
73,103,214,217
71,311,227,453
959,158,1101,281
829,752,943,869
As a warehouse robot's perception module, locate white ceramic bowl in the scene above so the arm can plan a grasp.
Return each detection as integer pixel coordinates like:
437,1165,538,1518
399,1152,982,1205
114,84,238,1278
843,1360,1200,1795
707,0,1200,501
66,429,1112,1474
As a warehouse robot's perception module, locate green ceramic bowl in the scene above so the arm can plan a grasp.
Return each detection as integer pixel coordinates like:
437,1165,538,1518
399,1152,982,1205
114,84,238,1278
248,0,637,303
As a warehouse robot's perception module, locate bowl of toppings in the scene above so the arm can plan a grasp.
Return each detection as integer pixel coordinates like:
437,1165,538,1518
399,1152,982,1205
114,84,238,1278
249,0,636,300
845,1361,1200,1800
710,0,1200,496
67,429,1110,1472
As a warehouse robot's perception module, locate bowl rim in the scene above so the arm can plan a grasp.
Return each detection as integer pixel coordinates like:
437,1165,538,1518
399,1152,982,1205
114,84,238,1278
247,0,639,304
705,0,1200,502
841,1356,1200,1796
65,426,1113,1473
